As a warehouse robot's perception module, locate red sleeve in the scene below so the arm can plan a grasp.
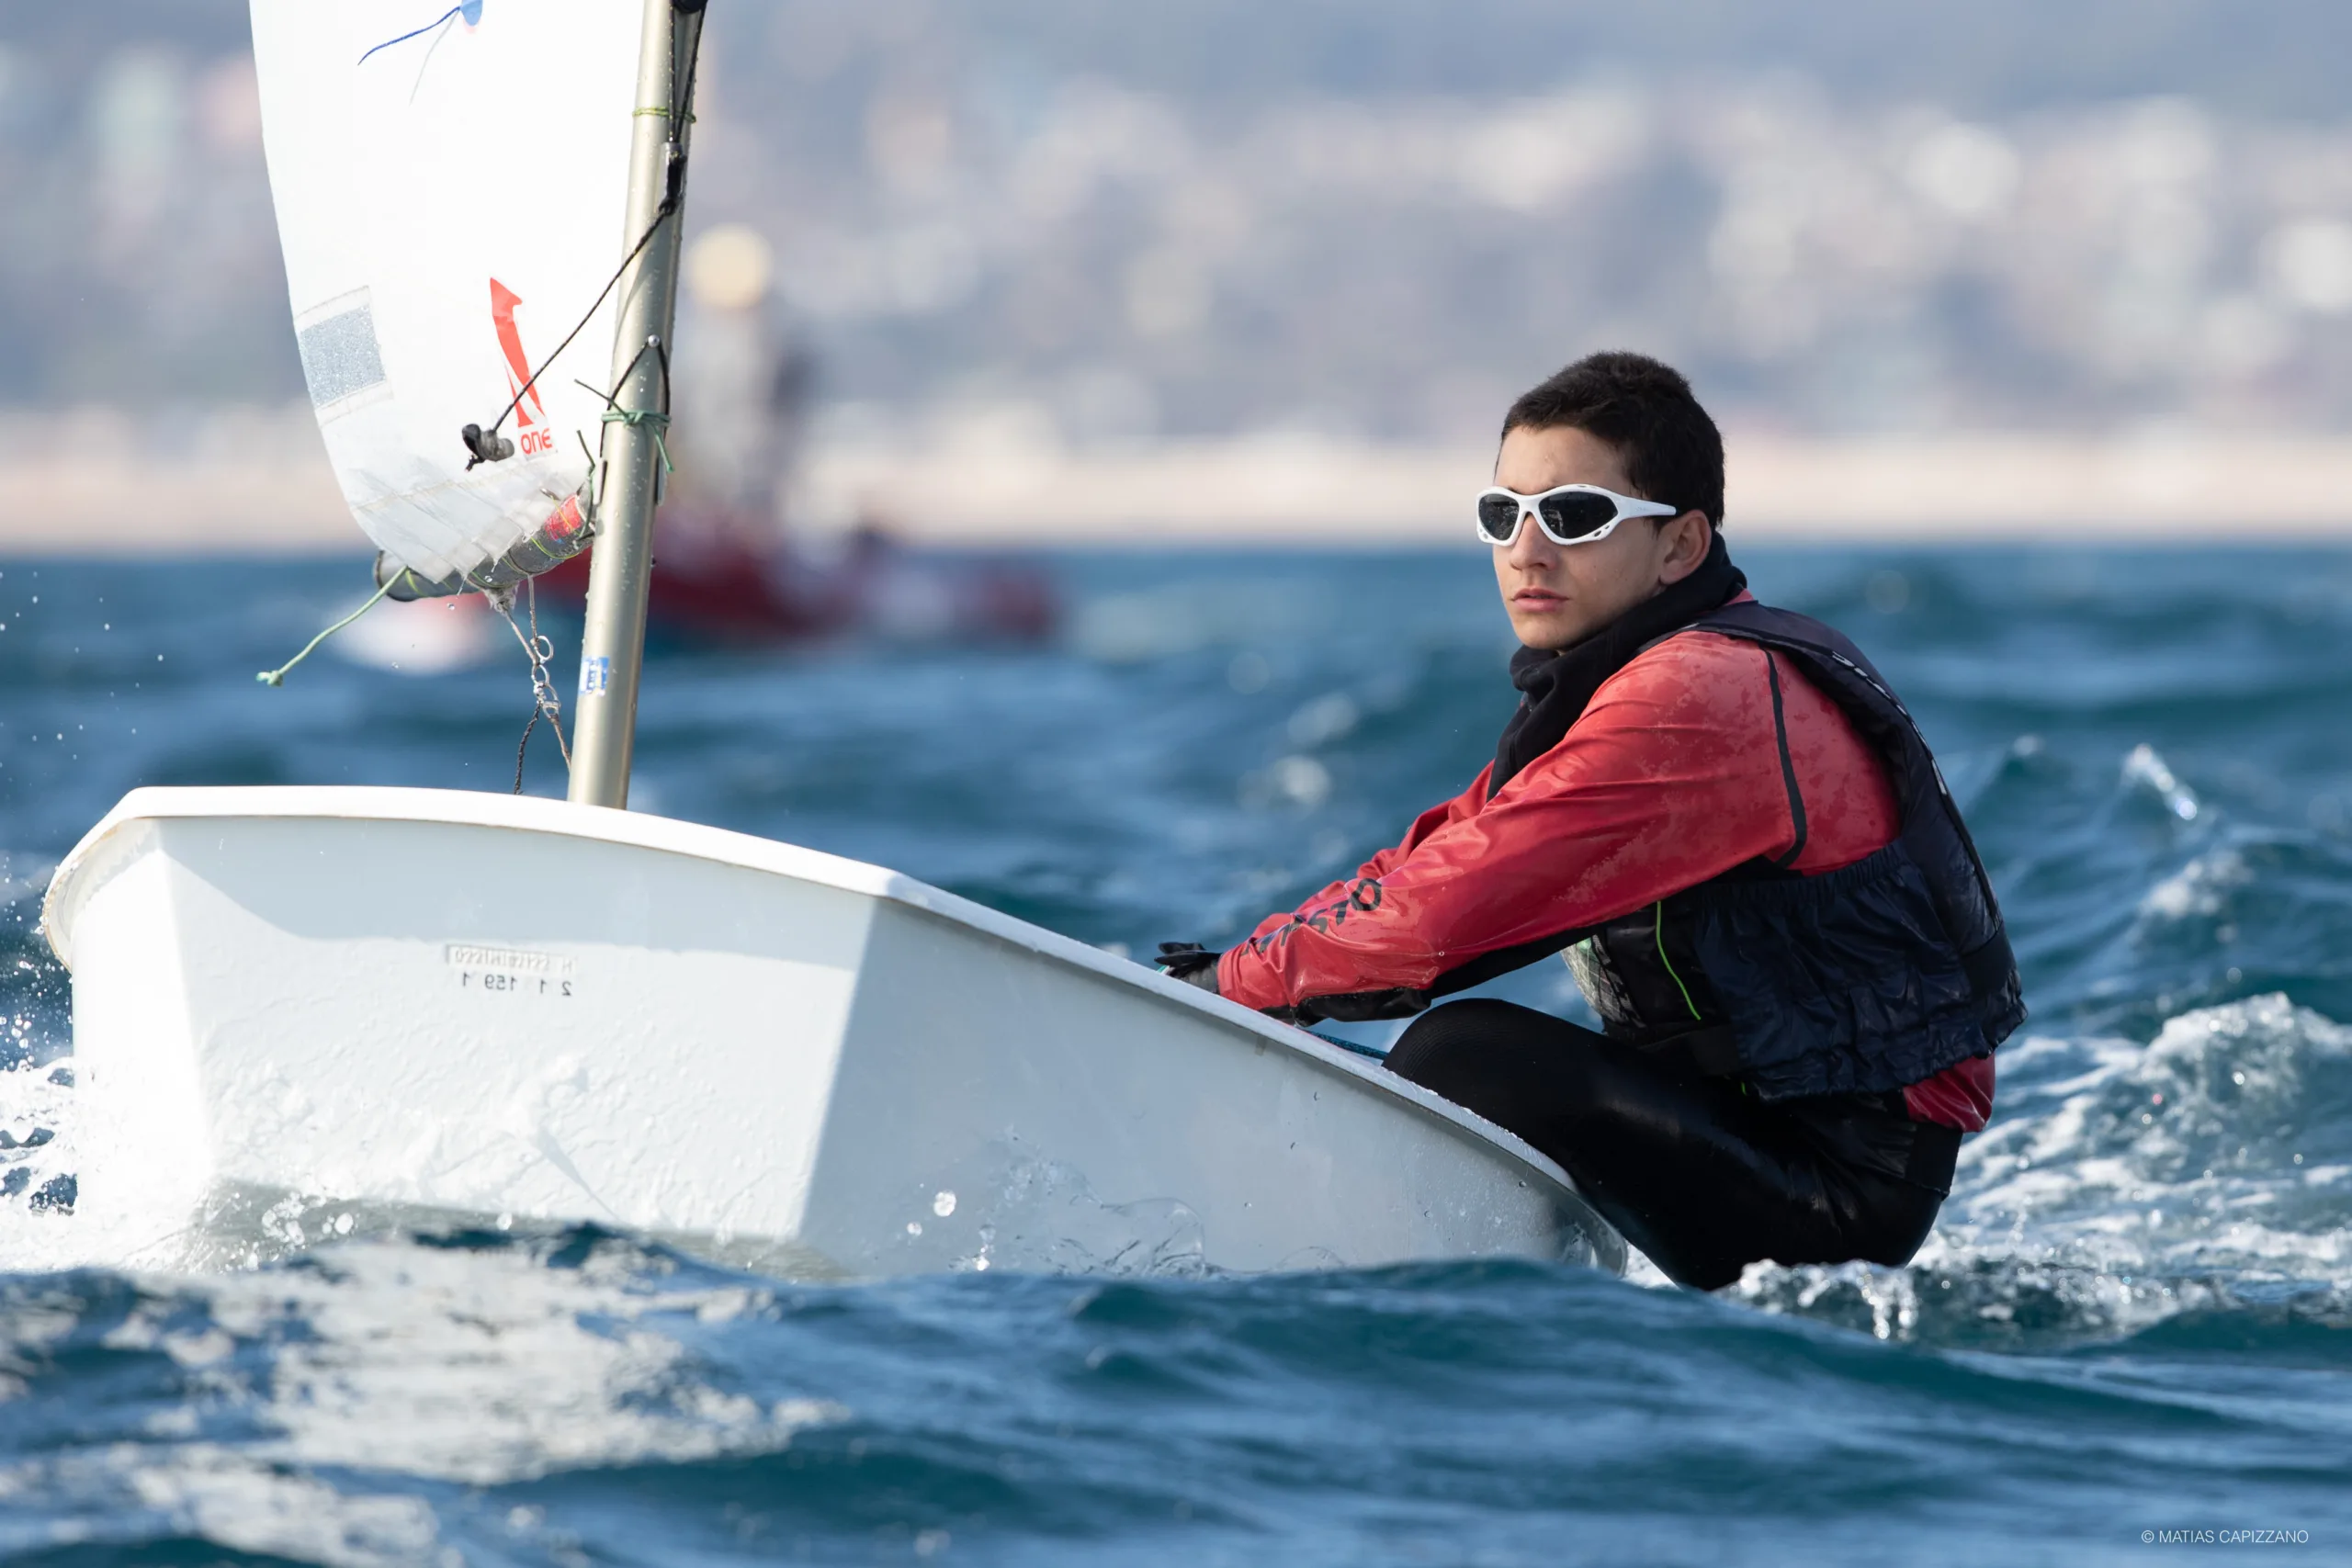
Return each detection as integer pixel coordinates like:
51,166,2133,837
1245,764,1496,943
1905,1053,1996,1131
1217,637,1816,1014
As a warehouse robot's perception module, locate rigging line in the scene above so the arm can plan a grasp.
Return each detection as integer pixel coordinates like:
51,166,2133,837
357,5,463,66
482,581,570,781
468,16,704,456
603,405,672,473
254,577,397,687
471,208,668,453
574,430,605,526
573,342,675,476
513,705,540,793
482,579,570,792
583,333,674,415
528,575,570,767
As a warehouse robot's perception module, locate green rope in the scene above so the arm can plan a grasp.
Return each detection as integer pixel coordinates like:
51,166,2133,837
575,431,600,515
1654,900,1703,1022
255,576,397,686
601,405,673,474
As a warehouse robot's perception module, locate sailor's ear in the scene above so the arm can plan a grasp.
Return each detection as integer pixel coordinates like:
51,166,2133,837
1656,511,1713,584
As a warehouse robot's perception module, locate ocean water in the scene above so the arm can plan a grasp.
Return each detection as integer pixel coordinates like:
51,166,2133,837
2,545,2349,1564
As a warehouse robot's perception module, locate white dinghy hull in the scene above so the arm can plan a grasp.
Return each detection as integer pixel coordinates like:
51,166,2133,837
41,787,1623,1278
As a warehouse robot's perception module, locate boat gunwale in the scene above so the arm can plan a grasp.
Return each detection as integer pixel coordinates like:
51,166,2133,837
41,784,1610,1241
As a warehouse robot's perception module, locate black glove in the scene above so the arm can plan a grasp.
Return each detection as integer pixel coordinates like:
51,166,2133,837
1153,942,1222,994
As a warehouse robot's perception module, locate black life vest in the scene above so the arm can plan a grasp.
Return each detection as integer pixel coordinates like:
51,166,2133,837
1566,601,2025,1100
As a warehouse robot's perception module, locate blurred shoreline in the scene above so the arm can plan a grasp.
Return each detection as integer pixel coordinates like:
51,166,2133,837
2,404,2348,552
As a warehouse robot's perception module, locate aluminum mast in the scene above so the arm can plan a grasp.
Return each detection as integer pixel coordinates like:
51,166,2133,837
568,0,706,808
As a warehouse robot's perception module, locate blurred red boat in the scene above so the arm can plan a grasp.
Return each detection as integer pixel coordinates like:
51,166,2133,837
526,227,1057,647
536,508,1057,647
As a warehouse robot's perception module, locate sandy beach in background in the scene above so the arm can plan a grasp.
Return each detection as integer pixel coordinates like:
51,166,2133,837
2,406,2348,551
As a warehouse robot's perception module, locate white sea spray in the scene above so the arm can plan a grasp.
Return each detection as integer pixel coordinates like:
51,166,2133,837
1735,995,2352,1346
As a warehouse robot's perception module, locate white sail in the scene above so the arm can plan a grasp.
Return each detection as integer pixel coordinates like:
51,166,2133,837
250,0,644,591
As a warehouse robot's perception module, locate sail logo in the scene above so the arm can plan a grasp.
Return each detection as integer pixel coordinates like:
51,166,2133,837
489,278,554,457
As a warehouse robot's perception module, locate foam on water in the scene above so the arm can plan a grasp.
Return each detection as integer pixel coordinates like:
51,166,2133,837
0,1234,846,1564
1736,994,2352,1348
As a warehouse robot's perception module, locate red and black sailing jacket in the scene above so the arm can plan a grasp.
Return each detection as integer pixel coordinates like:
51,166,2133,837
1216,598,2022,1131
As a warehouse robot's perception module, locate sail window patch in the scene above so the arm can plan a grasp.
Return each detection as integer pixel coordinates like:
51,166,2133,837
296,297,389,412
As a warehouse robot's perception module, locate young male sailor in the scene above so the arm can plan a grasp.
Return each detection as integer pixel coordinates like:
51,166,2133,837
1159,352,2024,1290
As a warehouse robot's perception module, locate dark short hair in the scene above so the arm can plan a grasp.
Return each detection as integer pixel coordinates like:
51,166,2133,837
1501,352,1724,525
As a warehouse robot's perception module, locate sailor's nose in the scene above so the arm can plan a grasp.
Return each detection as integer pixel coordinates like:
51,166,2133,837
1505,513,1557,570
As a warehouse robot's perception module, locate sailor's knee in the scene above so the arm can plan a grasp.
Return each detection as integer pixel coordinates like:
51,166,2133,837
1386,999,1495,1070
1384,998,1566,1092
1856,1187,1946,1269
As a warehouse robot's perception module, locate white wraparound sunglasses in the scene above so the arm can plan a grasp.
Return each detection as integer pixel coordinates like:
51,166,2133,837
1475,483,1679,547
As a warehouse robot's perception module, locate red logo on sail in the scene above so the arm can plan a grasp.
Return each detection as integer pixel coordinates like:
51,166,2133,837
489,278,552,455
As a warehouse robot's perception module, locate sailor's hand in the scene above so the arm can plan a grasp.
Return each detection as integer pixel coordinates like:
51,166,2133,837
1153,942,1222,993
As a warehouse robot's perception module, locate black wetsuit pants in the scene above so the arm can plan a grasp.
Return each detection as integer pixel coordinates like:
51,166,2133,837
1385,999,1961,1291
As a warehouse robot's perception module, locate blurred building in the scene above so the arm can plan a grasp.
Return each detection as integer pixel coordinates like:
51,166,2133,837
6,0,2352,458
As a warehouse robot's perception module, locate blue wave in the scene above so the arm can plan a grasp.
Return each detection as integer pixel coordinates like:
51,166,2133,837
3,546,2351,1560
